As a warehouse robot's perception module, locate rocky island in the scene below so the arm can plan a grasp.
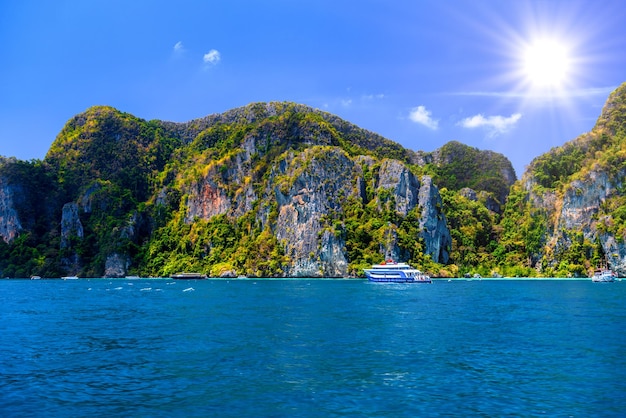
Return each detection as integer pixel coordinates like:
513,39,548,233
1,82,625,279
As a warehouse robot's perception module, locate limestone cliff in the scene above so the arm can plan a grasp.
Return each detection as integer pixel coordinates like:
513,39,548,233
0,101,515,278
374,159,450,264
512,82,626,276
104,253,130,278
377,160,420,216
417,176,451,264
181,145,451,277
0,178,22,244
60,202,83,274
418,140,516,209
60,203,84,248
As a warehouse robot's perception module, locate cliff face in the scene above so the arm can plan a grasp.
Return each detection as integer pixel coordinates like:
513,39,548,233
3,85,625,278
180,144,451,277
0,178,22,243
0,101,511,278
523,165,626,275
59,202,83,275
272,148,355,277
511,82,626,276
418,140,517,210
417,176,451,264
60,203,83,248
377,160,420,216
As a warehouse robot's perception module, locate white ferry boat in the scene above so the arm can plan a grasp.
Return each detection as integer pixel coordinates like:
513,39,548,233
364,260,431,283
592,268,615,282
170,272,207,280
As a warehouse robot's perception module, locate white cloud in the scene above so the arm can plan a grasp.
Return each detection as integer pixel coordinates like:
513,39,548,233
203,49,221,65
173,41,184,52
409,106,439,130
458,113,522,137
362,93,385,101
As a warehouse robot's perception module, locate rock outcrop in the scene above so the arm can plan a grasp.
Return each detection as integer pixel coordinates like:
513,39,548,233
104,253,130,278
417,141,516,211
186,179,232,222
460,187,501,213
272,147,354,277
377,160,420,216
60,202,84,275
417,176,451,264
0,178,22,243
60,203,83,249
180,145,452,277
514,82,626,276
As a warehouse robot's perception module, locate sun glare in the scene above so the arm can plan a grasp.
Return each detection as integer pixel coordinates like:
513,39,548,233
522,38,571,89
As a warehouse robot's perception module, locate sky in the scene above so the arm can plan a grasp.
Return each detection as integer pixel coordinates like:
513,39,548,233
1,0,625,177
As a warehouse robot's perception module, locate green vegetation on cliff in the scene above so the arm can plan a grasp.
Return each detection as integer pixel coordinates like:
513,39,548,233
0,103,431,278
498,82,626,277
426,141,516,206
3,82,625,279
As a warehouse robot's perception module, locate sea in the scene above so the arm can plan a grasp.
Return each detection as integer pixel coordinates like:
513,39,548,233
1,278,625,417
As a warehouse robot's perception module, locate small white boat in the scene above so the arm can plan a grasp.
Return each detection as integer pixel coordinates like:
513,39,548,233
364,260,431,283
61,276,79,280
592,268,615,282
170,272,207,280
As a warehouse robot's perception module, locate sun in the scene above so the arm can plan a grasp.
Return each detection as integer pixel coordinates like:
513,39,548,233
522,38,572,89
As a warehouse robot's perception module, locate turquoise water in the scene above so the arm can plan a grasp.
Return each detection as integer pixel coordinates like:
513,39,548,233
1,278,625,417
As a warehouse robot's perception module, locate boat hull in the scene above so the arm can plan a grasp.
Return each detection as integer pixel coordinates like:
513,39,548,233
367,276,432,283
592,275,615,282
170,273,207,280
364,261,431,283
592,269,615,282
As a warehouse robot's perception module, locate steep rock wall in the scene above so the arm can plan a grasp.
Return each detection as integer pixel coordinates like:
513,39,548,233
0,178,22,243
104,253,130,278
377,160,419,216
60,202,84,248
524,166,626,275
370,161,451,264
60,202,84,274
273,148,354,277
417,176,451,264
185,179,232,222
181,145,452,276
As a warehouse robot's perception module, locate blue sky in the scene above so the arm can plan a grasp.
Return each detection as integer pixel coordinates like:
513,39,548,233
1,0,624,177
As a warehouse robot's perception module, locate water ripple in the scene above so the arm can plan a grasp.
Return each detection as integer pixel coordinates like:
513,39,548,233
1,279,625,416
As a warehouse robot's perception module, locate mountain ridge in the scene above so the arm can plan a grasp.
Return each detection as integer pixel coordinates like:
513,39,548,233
1,102,461,277
2,83,625,279
501,82,626,276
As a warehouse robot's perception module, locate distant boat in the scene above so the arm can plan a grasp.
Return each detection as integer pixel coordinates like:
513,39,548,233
592,268,615,283
30,275,41,280
364,260,431,283
62,276,79,280
170,272,207,280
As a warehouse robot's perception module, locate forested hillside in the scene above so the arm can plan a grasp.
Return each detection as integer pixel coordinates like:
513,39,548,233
2,81,625,279
420,140,516,208
499,82,626,277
